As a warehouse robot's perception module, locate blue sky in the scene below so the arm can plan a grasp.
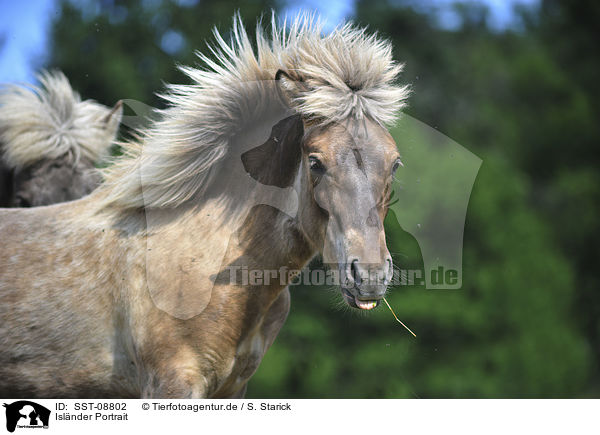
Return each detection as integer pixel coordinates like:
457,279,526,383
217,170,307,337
0,0,538,84
0,0,56,83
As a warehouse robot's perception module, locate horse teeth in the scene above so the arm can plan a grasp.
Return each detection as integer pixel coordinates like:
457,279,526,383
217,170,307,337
355,299,376,310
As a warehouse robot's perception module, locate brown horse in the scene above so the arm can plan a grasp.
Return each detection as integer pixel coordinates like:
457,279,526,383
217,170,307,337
0,71,122,207
0,15,409,398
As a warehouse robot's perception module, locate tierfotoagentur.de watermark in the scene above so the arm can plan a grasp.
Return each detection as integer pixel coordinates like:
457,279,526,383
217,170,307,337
225,265,459,287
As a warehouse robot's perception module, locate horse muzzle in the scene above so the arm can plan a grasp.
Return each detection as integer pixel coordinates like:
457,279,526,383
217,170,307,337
339,257,392,310
340,287,382,310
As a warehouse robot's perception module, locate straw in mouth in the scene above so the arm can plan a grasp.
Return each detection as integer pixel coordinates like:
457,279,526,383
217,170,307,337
383,297,416,337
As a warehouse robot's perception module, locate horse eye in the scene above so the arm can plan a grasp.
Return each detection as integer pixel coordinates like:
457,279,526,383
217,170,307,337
391,159,402,174
309,156,325,173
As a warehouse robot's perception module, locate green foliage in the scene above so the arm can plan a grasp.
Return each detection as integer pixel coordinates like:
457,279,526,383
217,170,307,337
49,0,278,108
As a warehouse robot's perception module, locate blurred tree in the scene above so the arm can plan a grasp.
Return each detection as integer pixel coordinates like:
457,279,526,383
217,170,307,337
534,0,600,392
48,0,278,109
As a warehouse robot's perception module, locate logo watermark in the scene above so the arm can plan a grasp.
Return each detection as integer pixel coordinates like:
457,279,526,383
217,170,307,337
2,401,50,433
224,265,458,287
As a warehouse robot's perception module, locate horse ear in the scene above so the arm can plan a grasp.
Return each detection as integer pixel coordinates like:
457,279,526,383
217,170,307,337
275,69,310,98
275,69,289,82
241,114,304,188
103,100,123,125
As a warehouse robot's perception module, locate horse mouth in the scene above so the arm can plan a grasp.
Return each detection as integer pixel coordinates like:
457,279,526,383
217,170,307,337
341,288,380,310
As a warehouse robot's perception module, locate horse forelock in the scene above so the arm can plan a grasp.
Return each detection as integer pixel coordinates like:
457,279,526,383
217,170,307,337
97,12,410,216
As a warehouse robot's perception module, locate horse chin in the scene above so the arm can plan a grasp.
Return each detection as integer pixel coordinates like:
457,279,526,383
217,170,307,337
341,288,380,310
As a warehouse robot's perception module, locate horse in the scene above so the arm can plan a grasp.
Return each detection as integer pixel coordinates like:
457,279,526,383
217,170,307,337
0,71,122,207
0,15,410,398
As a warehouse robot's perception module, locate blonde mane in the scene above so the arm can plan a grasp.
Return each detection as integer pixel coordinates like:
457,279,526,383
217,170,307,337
99,14,410,213
0,71,119,169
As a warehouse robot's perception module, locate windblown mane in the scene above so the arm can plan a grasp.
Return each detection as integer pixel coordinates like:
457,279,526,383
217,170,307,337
99,14,410,214
0,71,116,169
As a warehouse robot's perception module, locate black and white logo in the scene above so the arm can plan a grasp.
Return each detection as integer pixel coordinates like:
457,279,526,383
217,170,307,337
3,401,50,433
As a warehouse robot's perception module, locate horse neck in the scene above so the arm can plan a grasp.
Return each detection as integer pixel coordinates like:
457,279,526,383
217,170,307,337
234,203,314,273
142,197,315,293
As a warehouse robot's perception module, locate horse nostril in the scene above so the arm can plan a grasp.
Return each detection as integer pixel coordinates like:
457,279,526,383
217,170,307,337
350,259,361,287
385,257,393,283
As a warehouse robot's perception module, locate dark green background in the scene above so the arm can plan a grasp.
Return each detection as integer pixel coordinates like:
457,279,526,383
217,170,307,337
44,0,599,397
